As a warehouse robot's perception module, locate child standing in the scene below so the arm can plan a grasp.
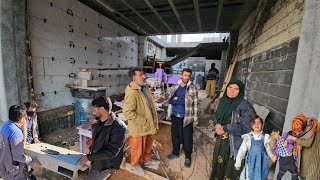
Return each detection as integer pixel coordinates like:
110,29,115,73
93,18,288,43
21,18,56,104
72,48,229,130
235,115,277,180
270,129,298,180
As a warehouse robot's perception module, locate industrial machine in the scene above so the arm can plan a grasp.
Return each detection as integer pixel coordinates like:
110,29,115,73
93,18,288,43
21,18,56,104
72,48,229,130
24,143,85,179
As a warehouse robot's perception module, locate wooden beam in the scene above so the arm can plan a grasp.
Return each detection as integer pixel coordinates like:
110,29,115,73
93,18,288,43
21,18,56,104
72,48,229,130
215,0,224,31
96,0,148,34
193,0,202,32
167,0,187,32
78,67,131,71
120,163,167,180
167,44,203,66
144,0,173,33
120,0,160,34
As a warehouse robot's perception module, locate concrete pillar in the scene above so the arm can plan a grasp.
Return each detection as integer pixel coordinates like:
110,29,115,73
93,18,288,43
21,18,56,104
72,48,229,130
138,36,148,67
171,35,176,44
177,34,182,43
0,13,8,123
161,47,166,61
1,0,29,113
284,0,320,131
162,35,167,44
275,1,320,178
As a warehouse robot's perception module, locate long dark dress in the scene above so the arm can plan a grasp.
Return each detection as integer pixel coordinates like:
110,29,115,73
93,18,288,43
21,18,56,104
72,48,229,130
210,116,243,180
210,79,253,180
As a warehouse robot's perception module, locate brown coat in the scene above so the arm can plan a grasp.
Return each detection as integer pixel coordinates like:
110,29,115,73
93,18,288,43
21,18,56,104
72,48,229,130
296,122,320,180
123,82,158,137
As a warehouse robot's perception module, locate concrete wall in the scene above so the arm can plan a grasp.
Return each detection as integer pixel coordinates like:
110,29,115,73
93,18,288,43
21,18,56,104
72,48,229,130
283,0,320,131
275,1,320,179
234,38,299,130
171,57,206,74
238,0,303,61
205,60,221,76
147,40,162,60
28,0,138,112
0,0,29,123
234,0,304,131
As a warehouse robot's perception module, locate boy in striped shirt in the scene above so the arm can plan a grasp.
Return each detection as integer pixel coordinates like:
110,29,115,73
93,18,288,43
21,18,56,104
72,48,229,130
270,129,298,180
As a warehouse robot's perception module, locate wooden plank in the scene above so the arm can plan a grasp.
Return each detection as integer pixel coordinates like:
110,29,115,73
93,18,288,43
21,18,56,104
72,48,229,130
159,119,172,125
79,67,131,71
212,45,242,112
65,85,108,91
120,163,167,180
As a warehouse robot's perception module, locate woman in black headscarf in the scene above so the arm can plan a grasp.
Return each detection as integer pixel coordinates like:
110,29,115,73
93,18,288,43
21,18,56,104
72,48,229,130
210,79,256,180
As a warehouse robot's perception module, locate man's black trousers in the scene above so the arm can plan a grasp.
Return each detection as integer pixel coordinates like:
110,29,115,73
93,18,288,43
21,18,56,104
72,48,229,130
171,115,193,159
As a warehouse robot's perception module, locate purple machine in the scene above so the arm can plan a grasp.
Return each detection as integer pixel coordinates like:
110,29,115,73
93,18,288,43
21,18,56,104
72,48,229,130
145,68,181,84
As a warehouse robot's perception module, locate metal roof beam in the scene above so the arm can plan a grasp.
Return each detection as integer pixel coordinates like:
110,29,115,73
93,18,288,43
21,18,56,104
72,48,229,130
143,0,173,33
96,0,149,35
120,0,160,34
215,0,224,31
193,0,202,32
168,0,187,32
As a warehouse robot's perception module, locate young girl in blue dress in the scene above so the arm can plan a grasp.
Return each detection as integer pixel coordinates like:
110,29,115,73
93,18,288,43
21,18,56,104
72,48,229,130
234,115,277,180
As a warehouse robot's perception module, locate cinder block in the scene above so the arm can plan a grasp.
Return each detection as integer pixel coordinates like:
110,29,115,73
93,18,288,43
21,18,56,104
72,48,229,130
78,72,92,80
74,79,81,86
87,80,101,87
80,80,88,88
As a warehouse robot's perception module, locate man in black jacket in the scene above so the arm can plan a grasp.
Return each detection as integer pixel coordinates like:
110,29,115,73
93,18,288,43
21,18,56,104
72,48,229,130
79,96,127,180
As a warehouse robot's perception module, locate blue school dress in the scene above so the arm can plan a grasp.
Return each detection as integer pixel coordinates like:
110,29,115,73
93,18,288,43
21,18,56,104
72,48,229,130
245,134,269,180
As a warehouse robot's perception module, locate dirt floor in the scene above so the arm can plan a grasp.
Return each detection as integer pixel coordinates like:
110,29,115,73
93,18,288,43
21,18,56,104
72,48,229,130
32,114,277,180
32,94,276,180
33,112,215,180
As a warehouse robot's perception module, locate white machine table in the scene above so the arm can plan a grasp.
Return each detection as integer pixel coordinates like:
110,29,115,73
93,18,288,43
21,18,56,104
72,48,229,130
24,143,83,179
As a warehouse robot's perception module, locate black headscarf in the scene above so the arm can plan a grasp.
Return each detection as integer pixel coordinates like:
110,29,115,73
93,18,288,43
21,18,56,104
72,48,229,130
215,79,245,125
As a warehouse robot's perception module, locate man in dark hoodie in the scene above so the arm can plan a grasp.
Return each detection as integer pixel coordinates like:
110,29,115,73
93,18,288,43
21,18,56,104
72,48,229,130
79,96,127,180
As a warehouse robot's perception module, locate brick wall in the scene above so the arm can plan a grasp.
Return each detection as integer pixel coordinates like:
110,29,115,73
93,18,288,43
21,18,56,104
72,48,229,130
238,0,303,61
37,105,75,138
234,0,304,131
234,38,299,130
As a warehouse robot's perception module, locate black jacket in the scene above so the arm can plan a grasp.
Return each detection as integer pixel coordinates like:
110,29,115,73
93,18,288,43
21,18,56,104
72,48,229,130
87,116,126,171
214,100,255,157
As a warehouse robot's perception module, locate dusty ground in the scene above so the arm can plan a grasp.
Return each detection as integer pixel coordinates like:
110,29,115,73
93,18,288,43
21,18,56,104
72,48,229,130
32,97,276,180
32,91,275,180
33,113,215,180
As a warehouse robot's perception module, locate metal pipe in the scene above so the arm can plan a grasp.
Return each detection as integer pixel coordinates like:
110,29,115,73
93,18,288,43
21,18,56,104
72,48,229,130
152,147,170,179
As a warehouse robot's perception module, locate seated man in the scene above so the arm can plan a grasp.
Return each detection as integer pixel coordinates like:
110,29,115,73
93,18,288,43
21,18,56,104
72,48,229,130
23,101,40,145
0,105,41,179
79,96,127,180
23,101,40,180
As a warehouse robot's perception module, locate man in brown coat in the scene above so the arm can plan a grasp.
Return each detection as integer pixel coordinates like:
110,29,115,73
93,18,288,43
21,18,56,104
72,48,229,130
123,67,159,176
